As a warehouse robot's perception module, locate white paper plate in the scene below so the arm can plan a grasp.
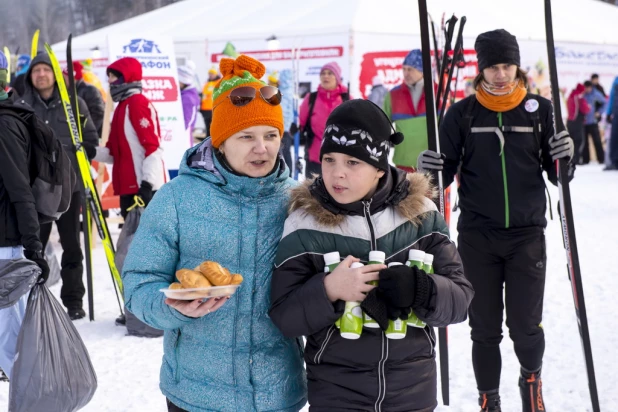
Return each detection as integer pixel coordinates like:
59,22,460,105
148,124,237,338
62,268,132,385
160,284,241,300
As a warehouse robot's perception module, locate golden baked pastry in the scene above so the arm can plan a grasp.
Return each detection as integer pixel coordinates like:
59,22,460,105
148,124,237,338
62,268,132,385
199,261,233,286
230,274,243,285
169,282,183,290
176,268,213,289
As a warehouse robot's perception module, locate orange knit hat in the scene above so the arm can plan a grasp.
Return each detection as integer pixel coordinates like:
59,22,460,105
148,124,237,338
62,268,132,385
210,55,284,148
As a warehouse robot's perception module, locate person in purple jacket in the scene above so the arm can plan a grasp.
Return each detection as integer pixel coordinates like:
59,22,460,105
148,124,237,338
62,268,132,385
177,65,201,146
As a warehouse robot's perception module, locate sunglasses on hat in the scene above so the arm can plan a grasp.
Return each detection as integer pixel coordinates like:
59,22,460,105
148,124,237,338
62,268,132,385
218,85,282,108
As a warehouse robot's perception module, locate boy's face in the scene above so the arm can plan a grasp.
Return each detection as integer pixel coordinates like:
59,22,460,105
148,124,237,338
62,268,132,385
321,152,385,204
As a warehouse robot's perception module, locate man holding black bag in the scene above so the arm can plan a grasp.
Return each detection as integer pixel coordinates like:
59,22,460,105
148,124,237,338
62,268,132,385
0,50,49,380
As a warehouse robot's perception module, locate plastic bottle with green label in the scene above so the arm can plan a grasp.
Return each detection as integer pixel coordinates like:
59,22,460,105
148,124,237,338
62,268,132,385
363,251,385,328
385,262,408,339
324,252,341,273
406,249,427,328
423,253,434,274
406,249,425,269
324,252,341,328
339,262,365,339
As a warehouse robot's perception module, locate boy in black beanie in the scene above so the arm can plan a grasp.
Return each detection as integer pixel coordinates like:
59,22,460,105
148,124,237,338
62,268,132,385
270,99,473,411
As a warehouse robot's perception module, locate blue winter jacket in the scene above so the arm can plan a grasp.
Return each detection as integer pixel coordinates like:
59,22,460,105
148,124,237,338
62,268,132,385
122,139,307,412
584,87,606,125
606,77,618,116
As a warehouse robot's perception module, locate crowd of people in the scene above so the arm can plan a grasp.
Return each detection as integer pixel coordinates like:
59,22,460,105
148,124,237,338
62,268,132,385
0,25,604,412
566,74,617,169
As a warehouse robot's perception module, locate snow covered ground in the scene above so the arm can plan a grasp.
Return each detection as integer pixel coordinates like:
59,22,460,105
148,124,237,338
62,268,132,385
1,164,616,412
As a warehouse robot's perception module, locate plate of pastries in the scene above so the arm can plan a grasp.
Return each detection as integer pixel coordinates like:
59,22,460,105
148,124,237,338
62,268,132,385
160,261,243,300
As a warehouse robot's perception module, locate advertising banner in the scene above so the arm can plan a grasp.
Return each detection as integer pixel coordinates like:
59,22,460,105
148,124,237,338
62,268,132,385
209,35,349,99
108,36,188,172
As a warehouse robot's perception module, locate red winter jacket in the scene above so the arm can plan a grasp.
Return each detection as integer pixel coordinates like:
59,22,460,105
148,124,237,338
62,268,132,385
96,58,168,196
567,83,591,122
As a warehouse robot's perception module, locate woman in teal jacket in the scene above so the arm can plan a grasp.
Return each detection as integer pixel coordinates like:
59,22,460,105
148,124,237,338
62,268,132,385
122,55,307,412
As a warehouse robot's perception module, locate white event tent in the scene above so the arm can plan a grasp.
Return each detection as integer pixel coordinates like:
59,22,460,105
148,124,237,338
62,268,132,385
52,0,618,98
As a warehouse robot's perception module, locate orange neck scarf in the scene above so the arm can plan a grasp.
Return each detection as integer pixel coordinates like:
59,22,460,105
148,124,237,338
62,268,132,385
476,80,527,112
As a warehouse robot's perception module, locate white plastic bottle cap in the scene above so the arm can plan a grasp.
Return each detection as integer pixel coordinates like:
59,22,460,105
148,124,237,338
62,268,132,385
350,262,365,269
387,262,403,268
423,253,434,265
408,249,426,262
368,251,386,263
324,252,341,266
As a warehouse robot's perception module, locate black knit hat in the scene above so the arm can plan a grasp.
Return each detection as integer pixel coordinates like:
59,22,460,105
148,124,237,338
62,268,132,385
474,29,520,71
320,99,404,170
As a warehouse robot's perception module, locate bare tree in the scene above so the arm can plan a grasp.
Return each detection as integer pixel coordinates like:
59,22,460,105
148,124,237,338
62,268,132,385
1,0,183,61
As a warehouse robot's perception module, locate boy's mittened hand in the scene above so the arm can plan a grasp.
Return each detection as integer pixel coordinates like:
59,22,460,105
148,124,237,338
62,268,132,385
387,306,412,321
378,265,418,308
360,289,389,330
379,265,434,310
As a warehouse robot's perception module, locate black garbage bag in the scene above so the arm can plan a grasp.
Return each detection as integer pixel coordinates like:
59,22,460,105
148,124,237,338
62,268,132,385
44,242,61,287
0,258,39,309
116,206,163,338
8,283,97,412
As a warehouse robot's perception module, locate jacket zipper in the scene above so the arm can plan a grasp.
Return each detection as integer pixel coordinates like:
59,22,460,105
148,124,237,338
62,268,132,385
174,330,181,382
362,199,389,412
497,113,510,228
314,325,335,364
362,200,377,250
375,333,389,412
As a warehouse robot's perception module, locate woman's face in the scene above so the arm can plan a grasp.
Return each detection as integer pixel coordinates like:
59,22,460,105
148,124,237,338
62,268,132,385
320,69,338,90
219,125,281,178
482,63,518,87
321,152,385,204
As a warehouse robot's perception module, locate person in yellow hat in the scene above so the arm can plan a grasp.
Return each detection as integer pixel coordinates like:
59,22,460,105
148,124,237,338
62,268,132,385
200,65,221,137
122,54,306,412
80,58,107,101
268,70,279,87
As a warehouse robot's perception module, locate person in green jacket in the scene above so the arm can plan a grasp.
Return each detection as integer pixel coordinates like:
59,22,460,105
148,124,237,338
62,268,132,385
383,49,429,172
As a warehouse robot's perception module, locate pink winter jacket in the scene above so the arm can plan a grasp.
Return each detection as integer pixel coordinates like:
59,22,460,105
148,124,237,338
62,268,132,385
299,84,349,163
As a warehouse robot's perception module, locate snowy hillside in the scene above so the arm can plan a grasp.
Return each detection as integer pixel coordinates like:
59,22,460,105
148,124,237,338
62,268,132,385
1,165,616,412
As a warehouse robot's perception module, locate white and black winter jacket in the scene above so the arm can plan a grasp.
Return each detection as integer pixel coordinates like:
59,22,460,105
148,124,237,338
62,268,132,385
269,168,474,412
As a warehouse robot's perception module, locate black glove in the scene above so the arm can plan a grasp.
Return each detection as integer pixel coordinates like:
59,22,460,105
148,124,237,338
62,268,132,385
417,150,445,172
361,289,416,330
83,143,97,161
137,181,154,206
289,122,299,135
24,249,50,284
360,289,390,330
548,130,574,162
378,265,434,312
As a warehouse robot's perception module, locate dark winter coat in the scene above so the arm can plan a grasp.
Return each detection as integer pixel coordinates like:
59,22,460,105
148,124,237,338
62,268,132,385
270,169,473,412
10,73,27,97
440,94,570,232
0,93,42,252
20,52,99,182
76,79,105,136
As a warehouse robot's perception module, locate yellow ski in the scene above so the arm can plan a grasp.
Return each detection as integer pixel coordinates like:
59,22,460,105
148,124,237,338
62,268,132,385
44,43,125,306
3,46,10,83
31,30,40,59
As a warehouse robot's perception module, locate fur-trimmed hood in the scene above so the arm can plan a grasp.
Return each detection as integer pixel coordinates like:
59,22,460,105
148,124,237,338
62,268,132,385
289,172,437,227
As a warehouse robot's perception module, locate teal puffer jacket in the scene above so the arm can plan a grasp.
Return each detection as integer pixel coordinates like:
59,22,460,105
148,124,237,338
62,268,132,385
122,139,307,412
